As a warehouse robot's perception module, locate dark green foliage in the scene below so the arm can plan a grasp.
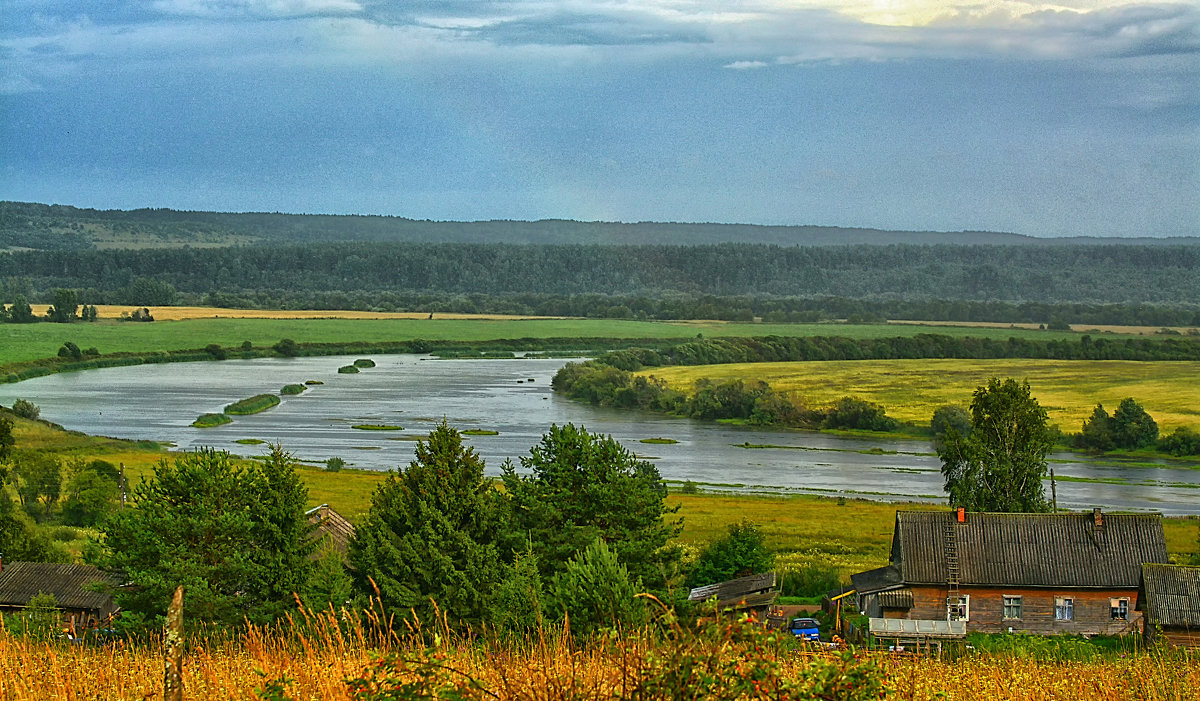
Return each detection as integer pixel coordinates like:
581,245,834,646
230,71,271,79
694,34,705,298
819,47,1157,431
92,448,312,628
353,358,376,368
205,343,227,360
822,397,898,432
57,341,83,360
688,520,774,588
121,307,154,322
338,365,359,374
241,340,254,351
281,383,306,395
1110,398,1159,449
5,295,36,323
780,563,844,599
1160,427,1200,457
11,399,39,420
930,405,971,449
550,538,647,636
302,544,355,612
273,338,299,357
0,414,14,461
324,456,346,472
0,487,71,562
502,423,681,591
13,451,62,518
489,548,545,633
938,378,1054,513
122,276,177,306
61,460,121,526
1075,404,1113,451
348,422,505,628
45,288,78,323
80,304,98,322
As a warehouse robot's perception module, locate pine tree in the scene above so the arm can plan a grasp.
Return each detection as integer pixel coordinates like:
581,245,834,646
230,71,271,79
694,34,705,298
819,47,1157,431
348,421,505,628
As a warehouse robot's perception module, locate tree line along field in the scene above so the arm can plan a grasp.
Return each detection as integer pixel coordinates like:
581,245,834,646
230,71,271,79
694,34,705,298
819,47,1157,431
8,413,1198,575
0,310,1108,367
637,359,1200,434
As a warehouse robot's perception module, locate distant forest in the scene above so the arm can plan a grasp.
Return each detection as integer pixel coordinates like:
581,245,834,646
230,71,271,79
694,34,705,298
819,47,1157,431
1,202,1197,326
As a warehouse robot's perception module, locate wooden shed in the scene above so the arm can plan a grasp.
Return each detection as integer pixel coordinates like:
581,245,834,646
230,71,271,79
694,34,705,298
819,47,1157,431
1140,563,1200,648
0,560,119,627
688,571,779,616
851,509,1168,636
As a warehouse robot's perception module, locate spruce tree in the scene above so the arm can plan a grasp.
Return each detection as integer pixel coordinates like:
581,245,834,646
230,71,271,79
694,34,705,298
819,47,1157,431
348,421,505,628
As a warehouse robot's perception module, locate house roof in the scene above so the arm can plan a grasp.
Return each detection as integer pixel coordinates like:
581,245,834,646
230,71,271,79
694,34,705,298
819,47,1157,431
688,571,776,603
0,562,116,612
306,504,356,553
889,510,1168,589
850,565,903,595
1141,563,1200,628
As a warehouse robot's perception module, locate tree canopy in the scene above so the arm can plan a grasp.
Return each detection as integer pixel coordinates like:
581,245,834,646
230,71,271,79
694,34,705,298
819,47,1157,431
938,378,1055,513
92,447,312,628
348,421,506,628
502,423,681,592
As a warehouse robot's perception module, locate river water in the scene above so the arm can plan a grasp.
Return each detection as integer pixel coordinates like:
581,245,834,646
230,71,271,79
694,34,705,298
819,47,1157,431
3,355,1197,514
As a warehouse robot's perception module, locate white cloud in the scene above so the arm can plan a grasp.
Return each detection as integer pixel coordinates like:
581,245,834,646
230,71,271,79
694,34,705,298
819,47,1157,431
724,60,768,69
150,0,362,19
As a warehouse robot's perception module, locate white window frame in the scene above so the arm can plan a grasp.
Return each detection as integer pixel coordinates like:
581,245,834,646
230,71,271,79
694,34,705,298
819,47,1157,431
1054,597,1074,621
1110,597,1129,621
1002,595,1023,620
947,594,970,622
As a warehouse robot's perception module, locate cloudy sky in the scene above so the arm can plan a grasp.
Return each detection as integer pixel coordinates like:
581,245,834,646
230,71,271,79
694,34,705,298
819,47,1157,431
1,1,1197,237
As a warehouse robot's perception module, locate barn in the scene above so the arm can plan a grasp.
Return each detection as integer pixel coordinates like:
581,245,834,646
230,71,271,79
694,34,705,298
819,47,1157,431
1140,563,1200,648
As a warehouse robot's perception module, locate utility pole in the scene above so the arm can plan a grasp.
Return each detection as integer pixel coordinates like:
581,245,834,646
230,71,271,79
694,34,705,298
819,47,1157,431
1050,468,1058,513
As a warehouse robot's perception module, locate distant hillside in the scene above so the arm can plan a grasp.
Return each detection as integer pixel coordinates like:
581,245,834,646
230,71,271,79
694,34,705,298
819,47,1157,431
3,201,1196,251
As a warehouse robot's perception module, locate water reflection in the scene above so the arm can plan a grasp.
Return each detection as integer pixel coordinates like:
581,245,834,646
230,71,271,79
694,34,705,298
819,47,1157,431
2,355,1197,515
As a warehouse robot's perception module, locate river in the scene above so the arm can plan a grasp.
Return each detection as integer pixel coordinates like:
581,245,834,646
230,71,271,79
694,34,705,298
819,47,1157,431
2,354,1197,514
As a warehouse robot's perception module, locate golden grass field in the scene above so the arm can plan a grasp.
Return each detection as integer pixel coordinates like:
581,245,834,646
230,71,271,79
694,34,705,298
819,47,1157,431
638,359,1200,433
888,319,1200,337
1,614,1197,701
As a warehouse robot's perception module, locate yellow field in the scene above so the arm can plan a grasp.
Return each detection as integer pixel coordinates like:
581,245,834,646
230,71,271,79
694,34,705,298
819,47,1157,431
28,304,560,321
889,319,1200,337
638,359,1200,433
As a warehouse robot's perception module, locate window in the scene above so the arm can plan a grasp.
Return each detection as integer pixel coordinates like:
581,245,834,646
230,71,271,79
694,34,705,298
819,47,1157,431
1055,597,1074,621
947,594,969,621
1003,595,1023,620
1110,598,1129,621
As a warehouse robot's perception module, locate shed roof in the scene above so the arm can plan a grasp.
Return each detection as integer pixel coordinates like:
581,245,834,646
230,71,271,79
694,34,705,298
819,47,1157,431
0,562,116,612
688,571,776,602
890,510,1167,588
306,504,356,554
1141,563,1200,628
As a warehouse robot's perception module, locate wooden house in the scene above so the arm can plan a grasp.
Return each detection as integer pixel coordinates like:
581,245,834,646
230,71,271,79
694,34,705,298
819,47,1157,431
851,509,1168,636
0,560,119,627
1140,563,1200,648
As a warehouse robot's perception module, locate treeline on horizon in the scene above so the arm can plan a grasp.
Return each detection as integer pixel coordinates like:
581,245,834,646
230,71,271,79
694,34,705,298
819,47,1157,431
1,242,1199,323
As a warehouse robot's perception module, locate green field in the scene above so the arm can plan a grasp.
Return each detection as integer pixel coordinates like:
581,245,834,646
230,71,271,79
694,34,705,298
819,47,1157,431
0,316,1093,366
639,358,1200,433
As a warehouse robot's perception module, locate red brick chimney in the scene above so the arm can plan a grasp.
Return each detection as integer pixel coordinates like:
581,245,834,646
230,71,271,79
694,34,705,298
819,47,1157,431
1093,507,1104,529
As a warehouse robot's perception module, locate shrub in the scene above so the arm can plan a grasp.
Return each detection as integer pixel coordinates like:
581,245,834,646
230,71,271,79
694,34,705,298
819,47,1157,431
323,457,345,472
273,338,299,357
241,340,254,351
1160,427,1200,456
353,358,376,368
822,396,898,432
337,365,359,374
688,520,774,587
57,341,83,360
12,399,40,420
205,344,227,360
780,562,843,598
550,539,646,637
280,384,306,395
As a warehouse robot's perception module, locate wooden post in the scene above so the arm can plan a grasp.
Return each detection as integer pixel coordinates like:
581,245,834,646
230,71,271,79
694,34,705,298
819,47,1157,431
164,585,184,701
1050,468,1058,513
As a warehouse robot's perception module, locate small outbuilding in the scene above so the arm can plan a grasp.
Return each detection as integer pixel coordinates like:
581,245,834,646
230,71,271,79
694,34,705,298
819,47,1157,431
1140,563,1200,648
0,560,119,627
688,571,779,616
306,503,356,555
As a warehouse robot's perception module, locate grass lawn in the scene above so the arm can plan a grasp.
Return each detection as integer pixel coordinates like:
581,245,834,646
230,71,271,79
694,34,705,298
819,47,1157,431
640,358,1200,433
0,313,1092,366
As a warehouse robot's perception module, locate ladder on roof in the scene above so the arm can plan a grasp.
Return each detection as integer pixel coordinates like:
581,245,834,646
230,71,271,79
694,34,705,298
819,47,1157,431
944,519,963,618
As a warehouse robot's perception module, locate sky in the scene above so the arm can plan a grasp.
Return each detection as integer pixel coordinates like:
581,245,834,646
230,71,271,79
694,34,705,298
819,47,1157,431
1,1,1197,238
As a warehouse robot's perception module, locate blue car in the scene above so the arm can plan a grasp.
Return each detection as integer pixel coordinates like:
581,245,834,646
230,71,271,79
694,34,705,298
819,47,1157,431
788,617,821,642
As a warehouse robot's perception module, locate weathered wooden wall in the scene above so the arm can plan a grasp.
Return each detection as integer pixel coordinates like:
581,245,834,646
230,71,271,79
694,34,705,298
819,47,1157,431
906,586,1143,636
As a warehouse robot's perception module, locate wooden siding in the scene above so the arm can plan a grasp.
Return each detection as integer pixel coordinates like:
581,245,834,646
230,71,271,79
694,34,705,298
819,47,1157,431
893,511,1168,588
905,585,1143,636
1160,629,1200,649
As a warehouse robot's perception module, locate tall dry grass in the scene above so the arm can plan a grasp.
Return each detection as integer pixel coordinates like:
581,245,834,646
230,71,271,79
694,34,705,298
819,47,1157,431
1,602,1197,700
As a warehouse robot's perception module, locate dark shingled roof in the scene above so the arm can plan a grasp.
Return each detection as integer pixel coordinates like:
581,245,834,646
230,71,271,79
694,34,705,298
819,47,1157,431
850,565,903,595
890,511,1168,588
1141,564,1200,628
0,562,116,612
306,504,355,554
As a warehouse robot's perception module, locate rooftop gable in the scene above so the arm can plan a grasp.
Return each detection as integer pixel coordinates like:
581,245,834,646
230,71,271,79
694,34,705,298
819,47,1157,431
0,562,116,611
